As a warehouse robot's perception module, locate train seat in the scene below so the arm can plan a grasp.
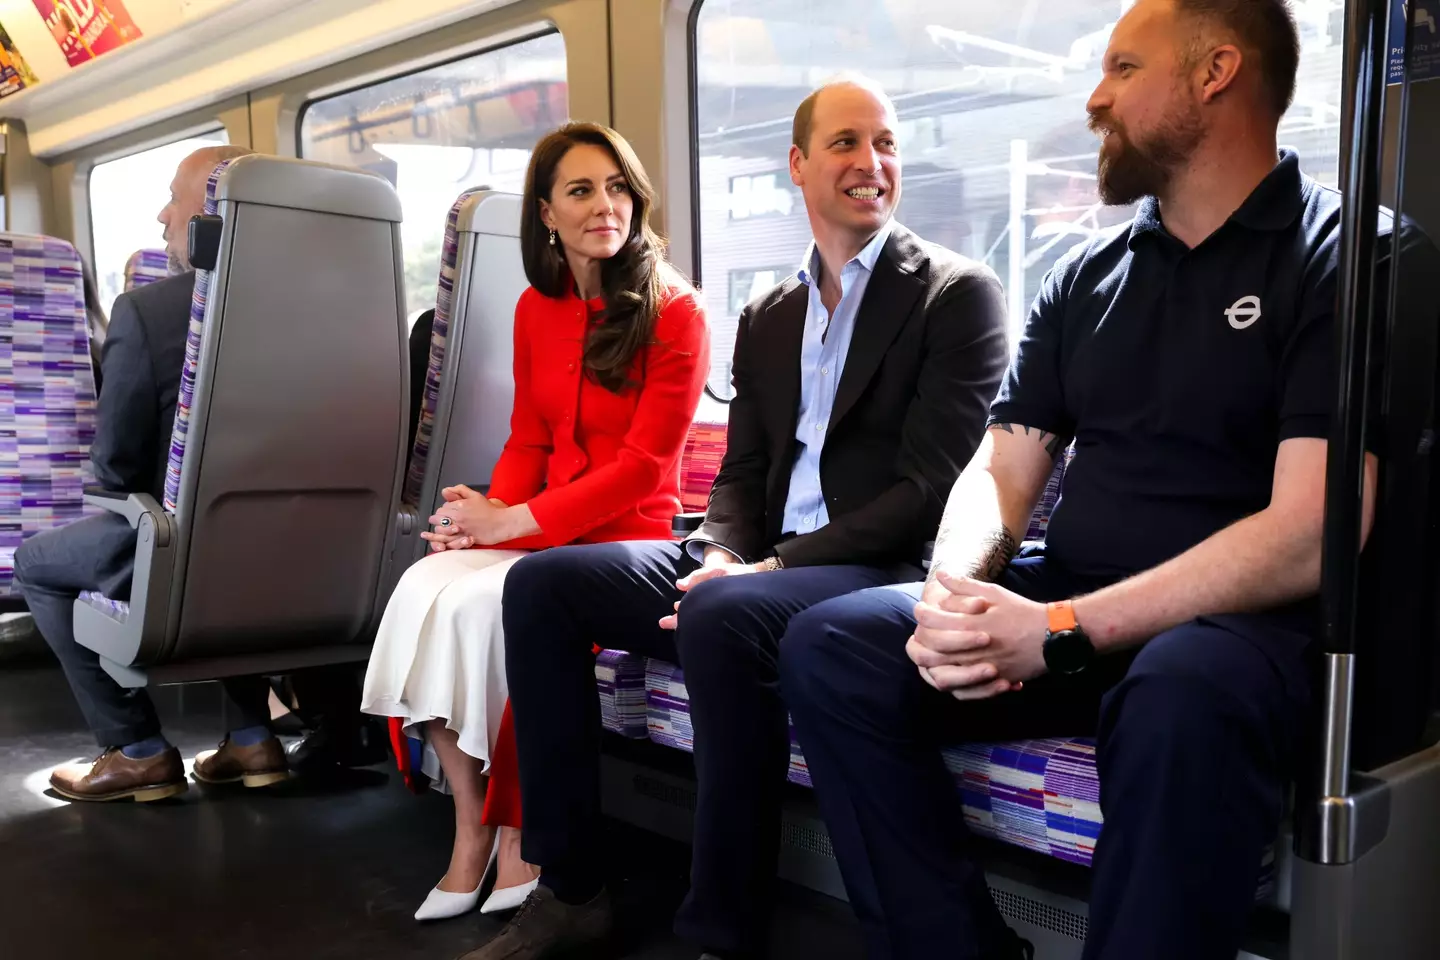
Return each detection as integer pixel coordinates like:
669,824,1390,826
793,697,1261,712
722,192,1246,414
401,186,495,521
72,154,408,687
624,426,1293,900
0,233,98,601
123,248,170,292
384,187,536,787
624,423,1169,868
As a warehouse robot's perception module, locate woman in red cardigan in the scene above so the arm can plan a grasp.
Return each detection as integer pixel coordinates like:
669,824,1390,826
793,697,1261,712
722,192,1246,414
362,122,709,922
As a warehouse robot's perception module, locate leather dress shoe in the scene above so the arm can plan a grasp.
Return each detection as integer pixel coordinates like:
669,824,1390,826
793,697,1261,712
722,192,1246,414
456,885,612,959
286,717,388,774
49,747,188,803
193,736,289,788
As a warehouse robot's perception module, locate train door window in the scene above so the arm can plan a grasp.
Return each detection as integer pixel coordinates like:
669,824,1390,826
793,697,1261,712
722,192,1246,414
89,131,229,313
691,0,1343,397
299,32,568,318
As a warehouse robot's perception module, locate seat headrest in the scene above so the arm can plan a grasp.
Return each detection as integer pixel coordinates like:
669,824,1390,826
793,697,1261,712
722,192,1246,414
211,154,403,223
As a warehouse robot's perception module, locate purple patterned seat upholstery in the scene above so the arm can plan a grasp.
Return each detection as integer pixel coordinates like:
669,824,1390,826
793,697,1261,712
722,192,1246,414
634,427,1121,870
634,434,1278,891
1025,446,1074,542
0,233,97,598
123,249,169,292
77,161,238,621
403,187,489,508
646,658,812,787
597,649,648,738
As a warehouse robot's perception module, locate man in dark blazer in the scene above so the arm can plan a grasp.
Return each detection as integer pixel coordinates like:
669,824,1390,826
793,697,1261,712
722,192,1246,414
471,77,1009,960
13,145,298,803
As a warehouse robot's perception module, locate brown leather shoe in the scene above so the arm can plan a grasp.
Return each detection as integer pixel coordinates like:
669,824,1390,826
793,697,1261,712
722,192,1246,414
193,736,289,788
457,885,612,959
49,747,188,803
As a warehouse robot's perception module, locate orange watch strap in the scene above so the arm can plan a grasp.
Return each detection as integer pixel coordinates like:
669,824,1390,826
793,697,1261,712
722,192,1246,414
1047,600,1078,634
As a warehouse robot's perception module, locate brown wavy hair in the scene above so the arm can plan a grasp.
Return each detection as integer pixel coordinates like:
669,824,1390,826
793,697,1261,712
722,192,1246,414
520,122,667,393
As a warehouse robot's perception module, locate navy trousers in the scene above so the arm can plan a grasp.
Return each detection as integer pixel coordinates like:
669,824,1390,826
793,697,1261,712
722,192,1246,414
781,557,1316,960
502,540,919,955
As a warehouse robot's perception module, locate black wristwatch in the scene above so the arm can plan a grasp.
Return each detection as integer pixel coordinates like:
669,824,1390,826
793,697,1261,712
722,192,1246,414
1043,600,1095,675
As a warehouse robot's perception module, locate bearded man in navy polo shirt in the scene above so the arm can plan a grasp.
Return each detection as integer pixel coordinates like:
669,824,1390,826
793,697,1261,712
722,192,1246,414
778,1,1387,958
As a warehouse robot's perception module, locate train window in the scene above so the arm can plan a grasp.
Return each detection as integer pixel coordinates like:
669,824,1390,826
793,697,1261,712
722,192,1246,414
729,266,789,313
89,131,229,313
299,31,568,316
691,0,1343,400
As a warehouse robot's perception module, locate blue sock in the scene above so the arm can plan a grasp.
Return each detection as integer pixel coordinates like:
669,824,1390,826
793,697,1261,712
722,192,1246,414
120,734,170,760
228,725,272,747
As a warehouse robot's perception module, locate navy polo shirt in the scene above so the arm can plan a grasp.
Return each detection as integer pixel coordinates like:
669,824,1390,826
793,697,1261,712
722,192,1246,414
990,151,1378,581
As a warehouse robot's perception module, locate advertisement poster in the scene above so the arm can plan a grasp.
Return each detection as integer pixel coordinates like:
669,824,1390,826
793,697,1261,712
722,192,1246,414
32,0,143,68
0,23,37,98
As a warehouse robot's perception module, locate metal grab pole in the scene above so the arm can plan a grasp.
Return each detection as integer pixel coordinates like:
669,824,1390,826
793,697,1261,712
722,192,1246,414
1303,0,1390,865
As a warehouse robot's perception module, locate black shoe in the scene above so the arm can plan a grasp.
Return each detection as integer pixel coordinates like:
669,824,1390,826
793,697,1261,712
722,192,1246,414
457,885,613,959
269,710,308,737
285,718,388,774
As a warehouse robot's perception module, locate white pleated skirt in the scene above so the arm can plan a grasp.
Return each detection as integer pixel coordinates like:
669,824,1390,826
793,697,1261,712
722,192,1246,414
361,548,529,784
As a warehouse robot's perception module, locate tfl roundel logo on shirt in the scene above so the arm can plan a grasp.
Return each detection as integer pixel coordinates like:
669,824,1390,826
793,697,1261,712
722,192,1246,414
1225,295,1263,330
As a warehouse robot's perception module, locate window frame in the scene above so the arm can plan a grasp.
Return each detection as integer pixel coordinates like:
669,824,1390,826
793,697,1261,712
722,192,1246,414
293,25,565,165
685,0,732,404
684,0,705,282
294,26,568,321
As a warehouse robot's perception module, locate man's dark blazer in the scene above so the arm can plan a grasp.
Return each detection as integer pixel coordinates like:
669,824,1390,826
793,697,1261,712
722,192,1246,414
690,224,1009,569
92,271,194,503
76,270,194,597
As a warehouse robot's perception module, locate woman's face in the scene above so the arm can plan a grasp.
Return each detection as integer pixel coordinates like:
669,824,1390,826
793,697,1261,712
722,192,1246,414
539,142,635,264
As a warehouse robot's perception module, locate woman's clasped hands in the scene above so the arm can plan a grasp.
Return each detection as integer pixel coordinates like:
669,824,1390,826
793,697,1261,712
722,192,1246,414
421,485,517,552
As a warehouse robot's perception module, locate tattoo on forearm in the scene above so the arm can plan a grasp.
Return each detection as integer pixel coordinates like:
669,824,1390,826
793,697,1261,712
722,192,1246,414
992,422,1064,459
968,528,1018,582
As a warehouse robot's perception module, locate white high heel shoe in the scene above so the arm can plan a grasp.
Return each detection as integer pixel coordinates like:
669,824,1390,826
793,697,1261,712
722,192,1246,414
480,876,540,915
480,827,540,914
414,837,498,922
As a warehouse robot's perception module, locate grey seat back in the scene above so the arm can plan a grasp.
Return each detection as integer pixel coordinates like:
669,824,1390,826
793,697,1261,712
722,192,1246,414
176,156,408,654
397,190,527,568
75,155,408,683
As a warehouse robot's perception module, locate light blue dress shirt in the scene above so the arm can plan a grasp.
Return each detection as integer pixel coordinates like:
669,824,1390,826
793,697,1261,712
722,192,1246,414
781,220,895,535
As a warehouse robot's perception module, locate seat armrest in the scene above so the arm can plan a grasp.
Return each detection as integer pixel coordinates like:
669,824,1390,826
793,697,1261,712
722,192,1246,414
672,513,706,538
84,487,168,541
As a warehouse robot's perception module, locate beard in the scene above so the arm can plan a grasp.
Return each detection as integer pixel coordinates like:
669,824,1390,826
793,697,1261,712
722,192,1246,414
1091,100,1204,206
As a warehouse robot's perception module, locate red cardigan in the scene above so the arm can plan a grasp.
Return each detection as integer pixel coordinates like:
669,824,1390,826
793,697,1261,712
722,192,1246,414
485,273,710,548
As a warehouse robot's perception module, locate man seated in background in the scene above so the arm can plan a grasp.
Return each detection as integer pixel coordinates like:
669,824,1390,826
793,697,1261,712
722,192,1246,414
15,144,374,801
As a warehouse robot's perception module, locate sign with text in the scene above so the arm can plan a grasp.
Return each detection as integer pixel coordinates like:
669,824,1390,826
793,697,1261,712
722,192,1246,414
1391,0,1439,83
0,23,37,98
32,0,142,69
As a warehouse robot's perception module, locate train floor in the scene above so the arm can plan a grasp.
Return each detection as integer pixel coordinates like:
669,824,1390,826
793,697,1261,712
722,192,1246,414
0,654,865,960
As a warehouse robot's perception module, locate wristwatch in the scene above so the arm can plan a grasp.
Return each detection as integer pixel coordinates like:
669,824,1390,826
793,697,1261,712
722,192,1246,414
758,556,784,572
1043,600,1095,675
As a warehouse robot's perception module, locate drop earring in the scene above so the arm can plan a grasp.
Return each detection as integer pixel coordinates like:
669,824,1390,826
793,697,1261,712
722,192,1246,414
548,229,557,246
